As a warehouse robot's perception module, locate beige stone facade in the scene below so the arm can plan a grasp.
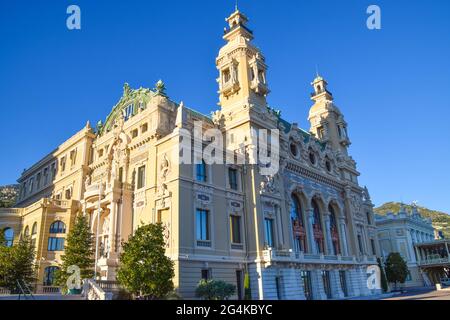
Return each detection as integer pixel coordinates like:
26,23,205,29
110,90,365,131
1,8,381,299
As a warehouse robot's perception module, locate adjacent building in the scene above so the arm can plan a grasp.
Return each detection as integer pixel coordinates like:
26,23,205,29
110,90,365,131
0,8,380,299
376,204,442,287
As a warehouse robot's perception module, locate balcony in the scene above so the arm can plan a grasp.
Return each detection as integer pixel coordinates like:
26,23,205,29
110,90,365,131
262,248,359,267
418,256,450,267
84,183,105,201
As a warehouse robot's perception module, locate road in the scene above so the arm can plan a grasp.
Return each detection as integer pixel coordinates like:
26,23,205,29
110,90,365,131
382,288,450,300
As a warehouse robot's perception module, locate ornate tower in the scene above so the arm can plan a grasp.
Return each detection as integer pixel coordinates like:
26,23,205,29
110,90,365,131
308,75,351,156
216,8,270,112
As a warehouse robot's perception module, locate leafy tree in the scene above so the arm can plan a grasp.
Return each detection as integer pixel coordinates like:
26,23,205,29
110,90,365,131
56,215,94,292
117,223,174,299
377,257,389,292
195,279,236,300
0,229,5,247
384,252,409,291
0,238,36,293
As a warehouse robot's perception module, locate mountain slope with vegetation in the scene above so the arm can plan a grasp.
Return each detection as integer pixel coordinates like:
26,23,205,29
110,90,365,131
374,202,450,238
0,185,19,208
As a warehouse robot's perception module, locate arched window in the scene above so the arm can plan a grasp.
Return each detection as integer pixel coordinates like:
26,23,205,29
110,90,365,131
24,226,30,238
32,222,38,235
49,221,66,234
3,228,14,247
196,160,207,182
43,266,60,286
290,194,307,252
311,199,324,254
329,204,341,255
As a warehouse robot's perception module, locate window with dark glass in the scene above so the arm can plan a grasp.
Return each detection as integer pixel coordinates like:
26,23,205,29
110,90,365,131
201,269,211,280
291,194,306,252
290,141,298,157
196,161,207,182
309,151,316,165
32,222,37,235
47,237,64,251
137,165,145,189
366,212,372,225
357,234,364,255
301,271,313,300
264,218,274,248
43,266,60,286
325,160,332,172
49,221,66,234
312,199,324,253
322,270,332,299
339,271,348,297
196,209,210,241
329,204,340,255
275,276,283,300
370,239,376,255
3,228,14,247
228,168,238,190
230,215,242,244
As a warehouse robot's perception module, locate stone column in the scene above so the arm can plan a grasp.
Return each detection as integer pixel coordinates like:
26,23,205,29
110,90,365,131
275,204,284,248
358,267,371,297
108,201,118,257
347,268,361,297
311,270,327,300
339,217,349,256
324,214,334,255
306,208,317,254
330,270,345,299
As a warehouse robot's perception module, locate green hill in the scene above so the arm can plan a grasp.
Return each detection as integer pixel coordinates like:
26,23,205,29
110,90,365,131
374,202,450,238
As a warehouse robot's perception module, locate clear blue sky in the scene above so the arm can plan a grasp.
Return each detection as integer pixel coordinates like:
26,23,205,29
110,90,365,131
0,1,449,212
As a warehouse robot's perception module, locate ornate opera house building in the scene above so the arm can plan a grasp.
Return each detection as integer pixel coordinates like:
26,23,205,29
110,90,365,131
0,8,380,299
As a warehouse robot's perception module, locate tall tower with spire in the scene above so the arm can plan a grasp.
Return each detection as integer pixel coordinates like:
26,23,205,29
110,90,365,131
308,75,351,156
216,8,270,112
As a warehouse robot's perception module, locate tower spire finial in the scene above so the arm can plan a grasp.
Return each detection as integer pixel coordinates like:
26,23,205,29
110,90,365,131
315,64,320,78
235,0,239,11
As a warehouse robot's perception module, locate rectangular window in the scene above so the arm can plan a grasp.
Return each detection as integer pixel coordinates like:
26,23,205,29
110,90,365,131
141,123,148,134
339,271,348,297
275,276,283,300
196,162,207,182
29,178,34,193
228,168,238,190
322,270,332,299
70,149,77,166
124,104,134,120
36,173,41,189
196,209,210,241
230,215,242,244
236,270,243,300
357,234,364,255
370,239,376,256
60,157,66,172
47,237,64,251
43,168,49,185
201,269,210,280
137,166,145,189
264,218,274,248
131,129,138,138
301,271,313,300
51,162,57,179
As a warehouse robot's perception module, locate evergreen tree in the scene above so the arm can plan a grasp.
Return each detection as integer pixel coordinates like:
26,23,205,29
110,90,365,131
0,238,36,293
56,215,94,291
377,257,389,292
385,252,409,291
117,223,174,299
